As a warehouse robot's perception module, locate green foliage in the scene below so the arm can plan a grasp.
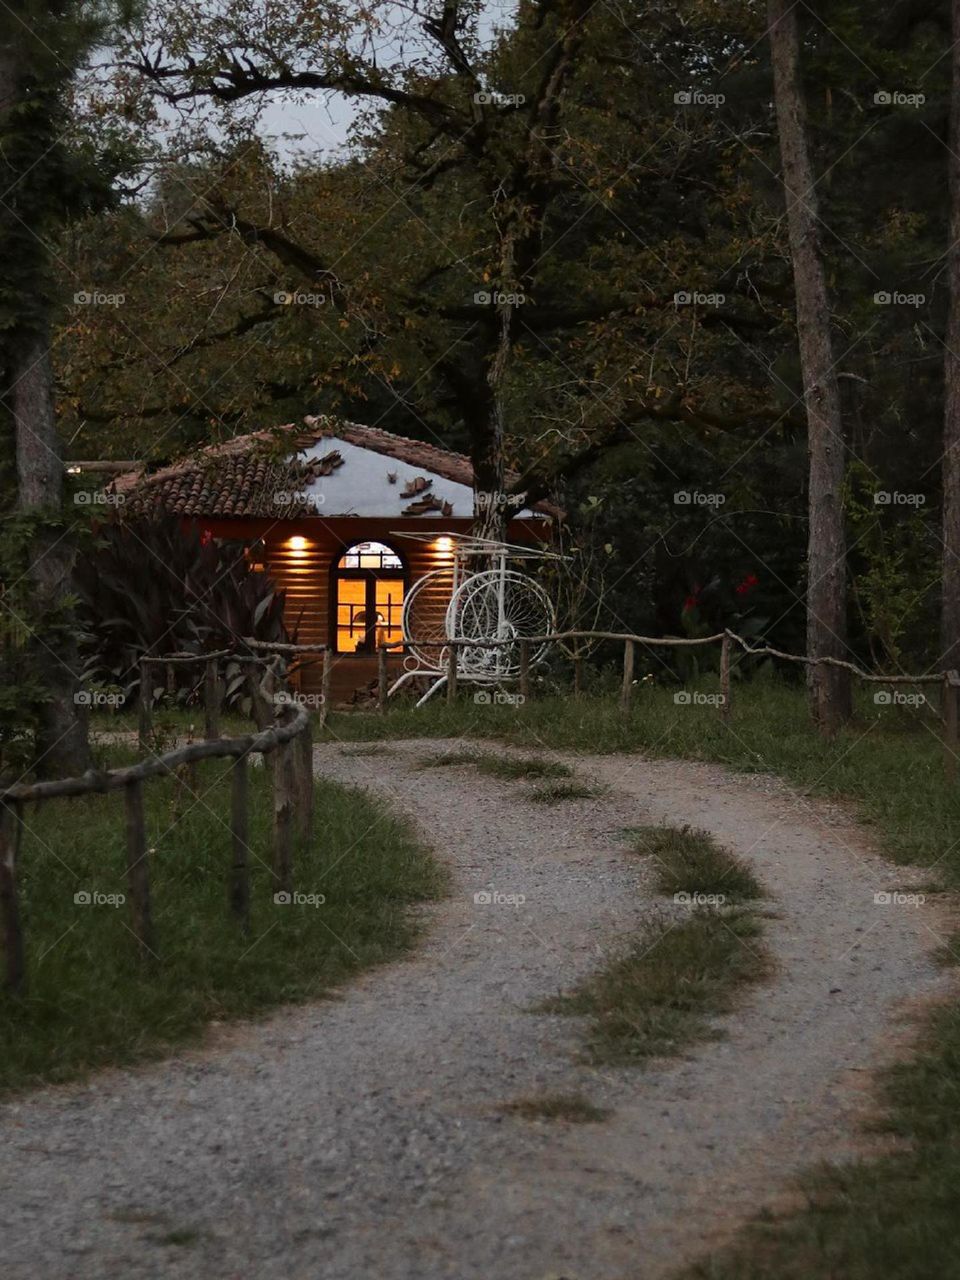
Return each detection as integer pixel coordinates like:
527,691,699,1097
74,517,289,706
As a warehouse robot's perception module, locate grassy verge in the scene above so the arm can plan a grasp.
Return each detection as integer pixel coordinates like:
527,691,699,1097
499,1092,611,1123
542,825,769,1064
0,751,445,1095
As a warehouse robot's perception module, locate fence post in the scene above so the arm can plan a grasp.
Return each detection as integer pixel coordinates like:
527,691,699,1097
204,658,221,740
620,639,635,715
573,653,583,699
0,800,24,994
378,645,388,715
124,779,155,960
519,641,531,703
165,661,175,699
273,730,295,898
138,659,152,751
230,754,250,931
320,648,332,728
720,633,732,722
447,643,458,703
944,671,959,783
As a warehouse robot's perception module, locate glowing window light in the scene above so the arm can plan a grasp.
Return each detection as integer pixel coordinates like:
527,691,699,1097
288,536,307,552
435,536,454,554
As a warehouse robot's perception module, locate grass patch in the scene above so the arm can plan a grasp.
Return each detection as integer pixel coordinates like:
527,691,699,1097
418,748,572,780
528,780,601,803
633,823,765,904
500,1091,611,1123
474,754,572,780
542,907,770,1065
0,751,445,1095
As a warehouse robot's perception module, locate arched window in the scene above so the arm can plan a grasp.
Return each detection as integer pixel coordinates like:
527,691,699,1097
334,541,405,653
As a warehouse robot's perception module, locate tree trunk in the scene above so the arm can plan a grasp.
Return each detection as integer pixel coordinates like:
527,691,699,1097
12,334,90,774
768,0,851,733
0,40,90,778
943,0,960,670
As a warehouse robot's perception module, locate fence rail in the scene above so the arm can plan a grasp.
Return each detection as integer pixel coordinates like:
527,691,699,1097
0,650,321,996
373,629,960,765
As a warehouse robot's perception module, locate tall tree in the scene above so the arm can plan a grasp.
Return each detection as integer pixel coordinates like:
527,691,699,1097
768,0,852,731
944,0,960,671
0,1,131,774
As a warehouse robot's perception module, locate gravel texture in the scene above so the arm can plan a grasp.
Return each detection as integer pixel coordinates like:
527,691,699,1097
0,738,950,1280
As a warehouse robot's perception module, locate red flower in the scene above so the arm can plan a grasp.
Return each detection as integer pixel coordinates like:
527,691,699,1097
735,572,759,598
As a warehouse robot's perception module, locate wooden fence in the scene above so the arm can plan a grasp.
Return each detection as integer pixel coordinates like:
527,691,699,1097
0,652,318,995
374,628,960,769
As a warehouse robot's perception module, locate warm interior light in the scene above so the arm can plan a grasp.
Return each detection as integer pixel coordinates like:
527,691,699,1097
435,536,453,553
288,536,307,551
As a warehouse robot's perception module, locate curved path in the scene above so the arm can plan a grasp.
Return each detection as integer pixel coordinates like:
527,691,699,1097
0,739,949,1279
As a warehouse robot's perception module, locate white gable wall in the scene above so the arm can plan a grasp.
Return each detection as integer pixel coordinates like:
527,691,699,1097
298,436,538,518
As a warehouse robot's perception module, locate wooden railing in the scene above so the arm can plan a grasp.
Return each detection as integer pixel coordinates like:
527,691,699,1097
374,629,960,769
0,652,319,995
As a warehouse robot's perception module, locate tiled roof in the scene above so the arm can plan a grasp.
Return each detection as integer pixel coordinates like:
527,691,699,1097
110,418,558,520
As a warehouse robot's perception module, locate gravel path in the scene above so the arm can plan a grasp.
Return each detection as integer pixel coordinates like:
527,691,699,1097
1,738,950,1280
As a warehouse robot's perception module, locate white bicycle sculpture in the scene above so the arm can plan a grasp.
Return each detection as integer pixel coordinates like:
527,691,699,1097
390,533,557,706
